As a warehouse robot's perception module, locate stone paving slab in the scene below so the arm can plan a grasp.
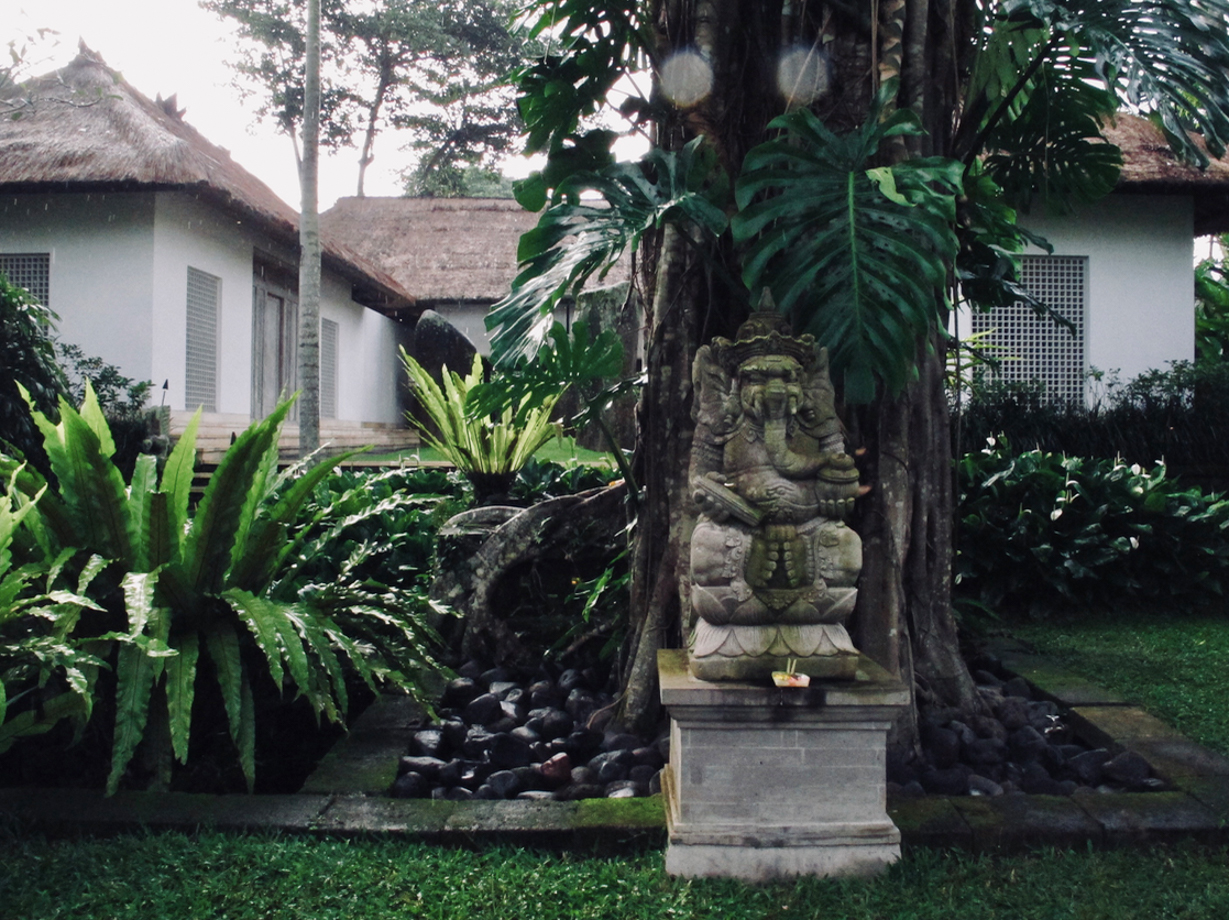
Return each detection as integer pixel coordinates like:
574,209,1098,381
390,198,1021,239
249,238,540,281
300,694,425,795
888,797,972,850
1069,706,1190,748
311,795,453,836
951,794,1103,853
992,651,1130,706
1071,791,1222,846
0,788,330,834
1176,776,1229,825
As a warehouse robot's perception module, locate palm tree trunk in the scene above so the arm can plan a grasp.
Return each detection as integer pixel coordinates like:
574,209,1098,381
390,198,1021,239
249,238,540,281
298,0,322,458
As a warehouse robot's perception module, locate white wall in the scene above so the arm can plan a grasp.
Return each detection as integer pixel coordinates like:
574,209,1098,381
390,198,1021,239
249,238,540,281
1021,193,1194,383
320,272,405,426
153,191,263,415
155,191,404,425
1,189,404,426
0,191,156,382
956,193,1195,393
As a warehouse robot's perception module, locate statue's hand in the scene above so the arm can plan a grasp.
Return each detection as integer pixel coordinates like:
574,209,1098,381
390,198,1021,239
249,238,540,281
694,488,732,523
818,495,857,519
814,474,862,519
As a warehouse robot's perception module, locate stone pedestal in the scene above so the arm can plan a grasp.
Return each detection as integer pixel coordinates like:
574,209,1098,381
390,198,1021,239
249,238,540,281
658,648,908,880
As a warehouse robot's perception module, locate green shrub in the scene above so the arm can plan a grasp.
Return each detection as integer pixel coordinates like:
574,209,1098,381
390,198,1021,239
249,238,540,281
402,350,561,503
955,363,1229,474
0,385,445,793
955,438,1229,615
0,464,109,753
0,271,68,469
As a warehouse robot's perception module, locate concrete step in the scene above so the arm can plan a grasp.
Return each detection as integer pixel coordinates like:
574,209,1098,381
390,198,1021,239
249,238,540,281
167,410,420,464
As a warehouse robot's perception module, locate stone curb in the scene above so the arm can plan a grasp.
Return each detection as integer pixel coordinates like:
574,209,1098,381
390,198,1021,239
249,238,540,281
4,643,1227,852
886,637,1229,853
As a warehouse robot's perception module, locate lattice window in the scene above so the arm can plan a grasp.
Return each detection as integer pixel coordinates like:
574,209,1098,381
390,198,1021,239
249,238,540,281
321,318,338,419
185,267,220,413
970,255,1088,404
0,253,50,305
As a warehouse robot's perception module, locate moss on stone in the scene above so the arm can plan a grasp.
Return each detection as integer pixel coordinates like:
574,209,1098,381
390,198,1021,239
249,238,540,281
574,795,666,829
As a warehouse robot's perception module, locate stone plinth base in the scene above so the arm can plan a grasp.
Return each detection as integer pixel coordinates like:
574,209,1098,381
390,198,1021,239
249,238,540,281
658,648,908,881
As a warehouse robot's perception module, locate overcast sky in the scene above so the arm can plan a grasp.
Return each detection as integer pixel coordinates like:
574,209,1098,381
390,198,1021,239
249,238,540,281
7,0,481,208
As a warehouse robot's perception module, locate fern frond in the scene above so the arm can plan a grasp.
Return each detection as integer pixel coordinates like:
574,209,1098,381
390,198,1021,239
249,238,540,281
164,631,199,764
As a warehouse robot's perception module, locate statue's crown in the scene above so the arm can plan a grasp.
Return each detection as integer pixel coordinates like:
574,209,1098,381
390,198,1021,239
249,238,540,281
713,297,816,372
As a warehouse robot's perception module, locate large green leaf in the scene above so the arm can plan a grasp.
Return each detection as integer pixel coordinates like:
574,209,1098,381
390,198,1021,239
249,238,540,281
0,690,89,756
202,621,244,755
487,138,730,365
981,63,1122,211
223,588,286,687
180,400,291,596
106,642,162,795
237,669,255,793
997,0,1229,166
514,0,647,156
127,455,158,574
227,449,359,593
164,631,199,764
732,103,962,402
0,455,75,555
76,382,117,460
57,407,131,564
469,320,626,424
160,408,200,543
20,384,132,564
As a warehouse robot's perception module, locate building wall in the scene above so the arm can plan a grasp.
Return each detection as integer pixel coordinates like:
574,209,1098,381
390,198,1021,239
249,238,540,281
0,191,156,382
153,191,261,415
320,271,407,426
956,192,1195,400
1021,193,1194,384
0,189,405,427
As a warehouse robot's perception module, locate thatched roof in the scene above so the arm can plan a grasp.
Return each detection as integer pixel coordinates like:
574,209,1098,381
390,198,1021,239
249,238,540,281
321,197,539,302
0,46,414,314
321,196,636,304
1103,114,1229,235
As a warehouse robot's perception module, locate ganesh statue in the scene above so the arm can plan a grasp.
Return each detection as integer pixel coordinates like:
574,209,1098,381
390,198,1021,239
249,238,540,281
687,304,864,681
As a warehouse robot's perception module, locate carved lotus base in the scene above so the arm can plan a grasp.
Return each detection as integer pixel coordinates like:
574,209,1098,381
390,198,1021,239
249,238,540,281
688,619,860,681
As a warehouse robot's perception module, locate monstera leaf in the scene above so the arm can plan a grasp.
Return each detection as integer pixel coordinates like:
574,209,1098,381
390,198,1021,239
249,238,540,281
980,0,1229,167
487,138,730,366
732,101,963,403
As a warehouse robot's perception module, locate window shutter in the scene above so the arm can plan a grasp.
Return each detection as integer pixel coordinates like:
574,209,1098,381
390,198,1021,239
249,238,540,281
321,318,338,419
185,267,220,412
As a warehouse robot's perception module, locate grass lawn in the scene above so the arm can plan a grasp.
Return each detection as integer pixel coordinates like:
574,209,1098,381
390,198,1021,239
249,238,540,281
6,613,1229,917
1004,610,1229,756
2,830,1227,919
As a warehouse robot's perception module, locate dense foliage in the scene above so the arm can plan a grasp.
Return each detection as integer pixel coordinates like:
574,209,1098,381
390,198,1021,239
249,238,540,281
204,0,529,195
1196,237,1229,364
0,388,448,793
0,271,67,467
955,363,1229,474
955,439,1229,616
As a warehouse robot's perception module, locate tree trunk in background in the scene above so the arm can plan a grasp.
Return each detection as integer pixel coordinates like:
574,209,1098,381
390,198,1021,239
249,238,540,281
618,0,980,743
298,0,322,459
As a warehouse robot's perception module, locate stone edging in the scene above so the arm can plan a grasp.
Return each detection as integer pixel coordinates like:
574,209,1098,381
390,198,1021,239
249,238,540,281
4,642,1227,851
890,639,1229,852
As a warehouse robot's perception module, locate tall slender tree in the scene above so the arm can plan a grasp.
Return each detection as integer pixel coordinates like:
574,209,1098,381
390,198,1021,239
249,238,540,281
298,0,322,458
488,0,1229,742
204,0,527,195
